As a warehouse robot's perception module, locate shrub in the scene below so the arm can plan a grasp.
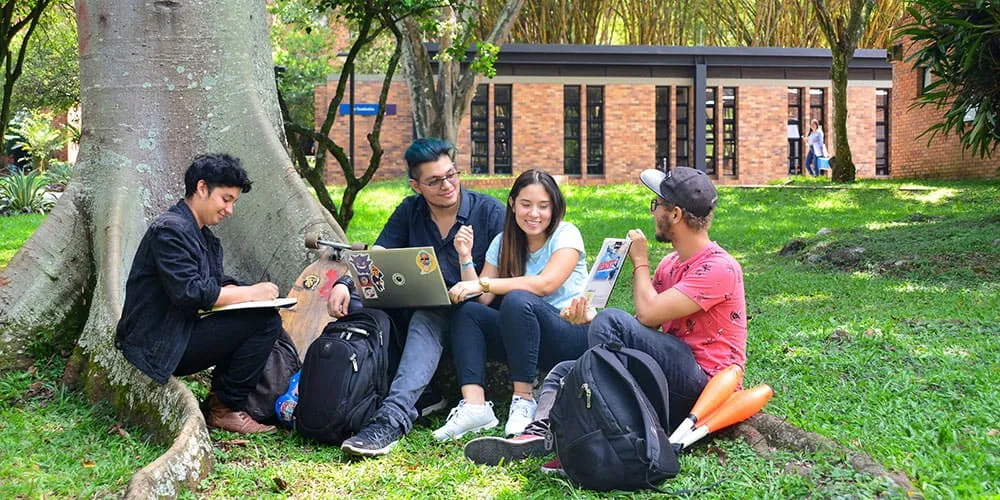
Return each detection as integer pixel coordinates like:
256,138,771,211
0,168,54,215
45,160,73,191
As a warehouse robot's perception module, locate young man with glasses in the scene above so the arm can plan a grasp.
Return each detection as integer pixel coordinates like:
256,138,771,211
463,167,747,473
328,138,505,457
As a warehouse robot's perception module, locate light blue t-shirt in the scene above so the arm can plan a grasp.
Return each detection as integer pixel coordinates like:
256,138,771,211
486,221,588,309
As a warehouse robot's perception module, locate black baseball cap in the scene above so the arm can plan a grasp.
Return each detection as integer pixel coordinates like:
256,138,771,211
640,167,718,217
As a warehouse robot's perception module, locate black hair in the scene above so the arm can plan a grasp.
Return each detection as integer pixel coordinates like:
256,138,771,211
183,153,252,197
497,169,567,278
403,138,455,180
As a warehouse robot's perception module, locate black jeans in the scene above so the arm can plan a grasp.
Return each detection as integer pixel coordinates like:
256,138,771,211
587,308,709,431
450,290,589,387
174,308,282,411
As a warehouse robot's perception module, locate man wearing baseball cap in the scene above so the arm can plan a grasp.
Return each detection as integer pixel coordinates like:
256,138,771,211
463,167,747,472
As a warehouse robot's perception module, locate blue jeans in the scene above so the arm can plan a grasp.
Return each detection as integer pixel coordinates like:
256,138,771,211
804,149,819,176
588,308,709,431
451,290,589,387
372,308,450,434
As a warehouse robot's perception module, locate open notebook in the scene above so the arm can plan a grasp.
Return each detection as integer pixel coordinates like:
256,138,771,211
199,297,297,317
581,237,632,308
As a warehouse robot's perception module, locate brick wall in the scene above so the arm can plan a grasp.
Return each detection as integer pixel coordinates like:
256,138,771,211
889,40,999,179
315,77,891,187
512,83,563,177
733,86,787,185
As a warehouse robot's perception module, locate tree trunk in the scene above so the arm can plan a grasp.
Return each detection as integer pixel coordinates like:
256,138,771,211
0,0,343,495
399,0,525,144
830,51,856,182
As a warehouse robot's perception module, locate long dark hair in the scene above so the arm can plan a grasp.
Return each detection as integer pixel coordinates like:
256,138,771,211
497,169,566,278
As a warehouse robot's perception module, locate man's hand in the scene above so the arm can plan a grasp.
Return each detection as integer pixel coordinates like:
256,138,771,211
560,295,596,325
627,228,649,266
448,279,483,304
454,225,474,263
247,282,279,301
326,283,351,318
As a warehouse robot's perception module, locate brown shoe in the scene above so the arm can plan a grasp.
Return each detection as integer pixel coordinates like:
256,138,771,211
204,395,276,434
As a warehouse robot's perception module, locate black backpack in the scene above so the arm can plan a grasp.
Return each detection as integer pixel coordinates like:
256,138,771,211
294,309,391,444
549,342,679,492
243,328,301,425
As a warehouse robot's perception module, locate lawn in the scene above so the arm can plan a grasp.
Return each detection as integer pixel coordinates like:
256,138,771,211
1,177,998,498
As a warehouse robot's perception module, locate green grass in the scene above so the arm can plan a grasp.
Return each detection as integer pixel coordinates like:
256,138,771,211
0,212,45,268
2,178,999,497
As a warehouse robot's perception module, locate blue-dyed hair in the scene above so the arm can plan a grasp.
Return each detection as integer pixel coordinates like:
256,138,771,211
184,153,253,197
403,138,455,179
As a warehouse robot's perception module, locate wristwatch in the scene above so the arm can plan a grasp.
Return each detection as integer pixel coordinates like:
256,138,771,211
478,277,491,293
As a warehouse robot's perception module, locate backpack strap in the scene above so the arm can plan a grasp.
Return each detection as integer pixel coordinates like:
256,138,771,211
603,343,672,432
591,345,668,468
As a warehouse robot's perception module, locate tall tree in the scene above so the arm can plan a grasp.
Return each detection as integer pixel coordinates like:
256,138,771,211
399,0,525,143
811,0,876,182
483,0,616,44
277,0,439,230
897,0,1000,158
0,0,55,142
0,0,342,494
8,0,78,116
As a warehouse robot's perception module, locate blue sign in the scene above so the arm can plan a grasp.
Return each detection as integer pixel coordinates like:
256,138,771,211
338,103,396,116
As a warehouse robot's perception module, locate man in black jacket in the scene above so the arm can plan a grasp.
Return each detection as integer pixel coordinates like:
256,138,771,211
115,153,281,434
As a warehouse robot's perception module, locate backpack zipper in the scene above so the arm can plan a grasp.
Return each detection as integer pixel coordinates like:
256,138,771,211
349,353,358,372
579,383,592,408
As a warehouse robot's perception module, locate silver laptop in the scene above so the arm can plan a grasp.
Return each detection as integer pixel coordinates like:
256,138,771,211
345,247,452,308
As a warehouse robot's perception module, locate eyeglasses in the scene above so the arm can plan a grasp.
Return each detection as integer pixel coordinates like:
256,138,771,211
420,168,461,189
650,198,670,212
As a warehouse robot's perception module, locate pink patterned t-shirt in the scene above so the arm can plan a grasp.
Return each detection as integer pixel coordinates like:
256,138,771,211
652,242,747,377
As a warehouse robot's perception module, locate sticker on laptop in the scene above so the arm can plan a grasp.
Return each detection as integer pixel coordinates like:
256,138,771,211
349,253,384,292
361,286,378,299
415,250,438,275
392,273,406,286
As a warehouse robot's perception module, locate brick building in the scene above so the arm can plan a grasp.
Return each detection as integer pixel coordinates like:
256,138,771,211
317,44,894,185
888,40,999,179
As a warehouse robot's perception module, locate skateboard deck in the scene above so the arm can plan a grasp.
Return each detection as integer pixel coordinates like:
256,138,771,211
280,234,363,361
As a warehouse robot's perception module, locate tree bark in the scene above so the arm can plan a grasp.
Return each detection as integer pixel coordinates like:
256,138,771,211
1,0,344,495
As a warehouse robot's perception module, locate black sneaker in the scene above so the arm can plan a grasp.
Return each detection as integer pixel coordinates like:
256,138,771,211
341,419,404,457
415,386,448,418
463,433,548,466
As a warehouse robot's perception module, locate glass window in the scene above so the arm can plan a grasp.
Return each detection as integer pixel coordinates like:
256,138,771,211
722,87,737,177
493,85,512,175
470,84,489,174
705,87,717,176
787,88,803,175
655,86,670,171
675,87,690,168
586,86,604,176
563,86,581,175
876,88,890,176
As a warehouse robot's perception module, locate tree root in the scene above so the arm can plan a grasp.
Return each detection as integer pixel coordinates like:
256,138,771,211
726,413,918,495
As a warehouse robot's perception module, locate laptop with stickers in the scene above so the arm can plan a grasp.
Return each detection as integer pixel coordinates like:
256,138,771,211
345,247,452,308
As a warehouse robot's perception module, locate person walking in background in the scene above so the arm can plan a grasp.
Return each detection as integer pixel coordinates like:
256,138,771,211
802,119,824,176
434,169,590,440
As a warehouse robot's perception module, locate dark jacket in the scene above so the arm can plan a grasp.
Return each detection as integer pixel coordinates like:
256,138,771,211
115,200,240,384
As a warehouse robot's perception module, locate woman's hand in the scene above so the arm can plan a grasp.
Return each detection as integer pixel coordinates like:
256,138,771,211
561,295,596,325
326,283,351,318
448,279,483,304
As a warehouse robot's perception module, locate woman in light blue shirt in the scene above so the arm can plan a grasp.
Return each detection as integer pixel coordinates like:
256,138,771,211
433,169,589,441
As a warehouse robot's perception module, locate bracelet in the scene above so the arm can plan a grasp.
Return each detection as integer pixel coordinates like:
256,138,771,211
632,264,650,276
461,260,475,271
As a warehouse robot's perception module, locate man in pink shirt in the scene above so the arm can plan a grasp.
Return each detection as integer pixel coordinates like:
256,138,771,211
464,167,747,470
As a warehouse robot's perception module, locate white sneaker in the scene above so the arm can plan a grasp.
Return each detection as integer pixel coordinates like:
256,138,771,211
504,396,538,436
432,400,499,441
